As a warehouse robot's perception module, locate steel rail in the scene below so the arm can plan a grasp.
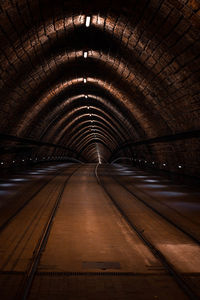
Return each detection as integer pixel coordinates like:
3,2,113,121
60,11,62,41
0,164,77,233
95,163,199,300
15,165,81,300
112,171,200,246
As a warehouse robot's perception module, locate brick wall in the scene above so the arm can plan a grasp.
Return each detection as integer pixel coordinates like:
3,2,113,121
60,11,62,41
0,0,199,174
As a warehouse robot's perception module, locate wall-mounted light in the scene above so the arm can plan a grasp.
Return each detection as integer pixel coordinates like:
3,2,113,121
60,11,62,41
85,95,88,98
83,78,87,83
85,16,91,27
163,163,166,167
84,51,88,58
178,165,182,169
87,106,90,109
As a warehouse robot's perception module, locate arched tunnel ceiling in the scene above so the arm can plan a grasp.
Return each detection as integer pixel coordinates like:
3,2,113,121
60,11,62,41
0,0,200,169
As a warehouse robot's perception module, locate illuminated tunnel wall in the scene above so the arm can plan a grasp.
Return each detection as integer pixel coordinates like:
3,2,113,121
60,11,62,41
0,0,200,176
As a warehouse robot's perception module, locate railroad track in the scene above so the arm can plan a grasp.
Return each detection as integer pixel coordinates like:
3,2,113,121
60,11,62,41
9,165,81,300
0,164,77,233
95,163,199,300
112,170,200,246
111,166,200,229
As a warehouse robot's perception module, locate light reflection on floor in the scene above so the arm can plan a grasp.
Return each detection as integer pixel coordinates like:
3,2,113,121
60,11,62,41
143,179,159,183
0,163,72,202
0,183,17,188
9,178,28,182
113,164,200,227
135,184,167,189
152,191,187,196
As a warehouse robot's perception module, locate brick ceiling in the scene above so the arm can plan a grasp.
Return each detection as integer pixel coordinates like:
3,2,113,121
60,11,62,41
0,0,200,175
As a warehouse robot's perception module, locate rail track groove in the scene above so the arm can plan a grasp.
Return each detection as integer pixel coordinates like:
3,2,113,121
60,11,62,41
14,165,81,300
95,163,199,300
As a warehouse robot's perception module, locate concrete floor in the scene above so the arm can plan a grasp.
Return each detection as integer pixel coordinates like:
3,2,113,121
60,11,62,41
0,163,200,299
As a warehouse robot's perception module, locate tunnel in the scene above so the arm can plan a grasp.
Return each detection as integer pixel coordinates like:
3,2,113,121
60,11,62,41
0,0,200,299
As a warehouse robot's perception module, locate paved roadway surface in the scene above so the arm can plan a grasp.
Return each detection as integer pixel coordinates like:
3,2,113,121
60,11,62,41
0,163,200,299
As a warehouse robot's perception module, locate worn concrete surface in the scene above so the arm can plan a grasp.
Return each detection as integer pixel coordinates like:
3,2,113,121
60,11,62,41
1,163,199,299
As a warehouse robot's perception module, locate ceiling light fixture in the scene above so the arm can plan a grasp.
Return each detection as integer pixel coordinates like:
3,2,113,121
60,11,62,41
86,16,91,27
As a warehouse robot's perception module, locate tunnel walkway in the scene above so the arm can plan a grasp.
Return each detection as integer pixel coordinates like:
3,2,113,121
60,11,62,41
0,163,200,299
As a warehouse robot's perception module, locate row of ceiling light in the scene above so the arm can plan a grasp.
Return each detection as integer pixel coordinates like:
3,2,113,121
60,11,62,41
84,16,90,86
83,16,101,162
84,16,186,166
83,16,91,62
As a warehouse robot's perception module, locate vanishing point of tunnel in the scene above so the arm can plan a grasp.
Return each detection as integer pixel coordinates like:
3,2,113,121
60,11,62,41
0,0,200,299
